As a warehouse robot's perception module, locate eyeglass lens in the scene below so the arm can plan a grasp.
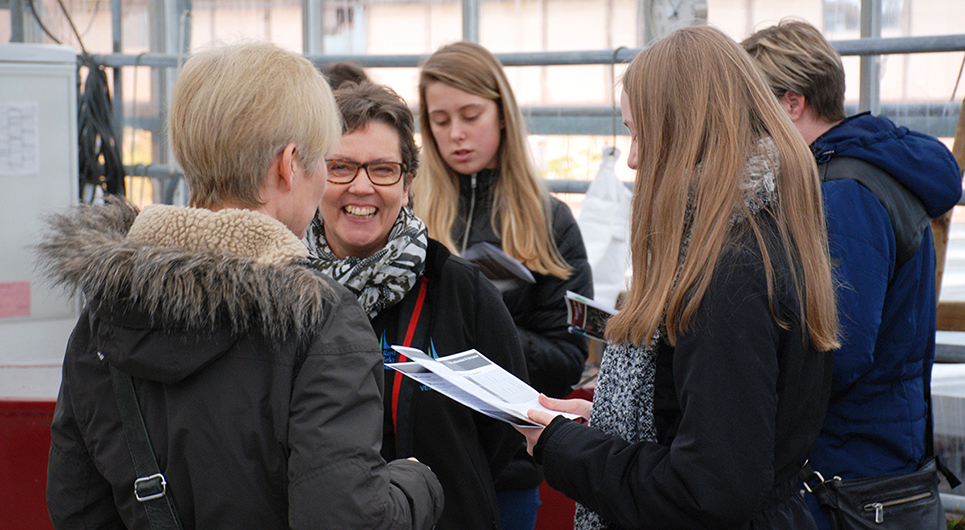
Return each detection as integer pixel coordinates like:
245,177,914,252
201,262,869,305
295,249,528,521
326,160,404,186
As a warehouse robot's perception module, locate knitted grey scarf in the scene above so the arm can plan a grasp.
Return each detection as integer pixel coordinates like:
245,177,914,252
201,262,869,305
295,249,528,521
574,137,779,530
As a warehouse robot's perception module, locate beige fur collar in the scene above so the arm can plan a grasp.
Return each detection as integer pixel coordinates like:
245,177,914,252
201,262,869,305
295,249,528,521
129,205,308,265
35,197,332,339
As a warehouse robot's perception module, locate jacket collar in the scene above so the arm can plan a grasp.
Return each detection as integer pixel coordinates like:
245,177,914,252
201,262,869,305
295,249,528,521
36,197,332,341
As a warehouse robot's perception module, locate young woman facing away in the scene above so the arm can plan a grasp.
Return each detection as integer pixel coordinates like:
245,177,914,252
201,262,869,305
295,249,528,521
412,41,594,530
517,26,840,530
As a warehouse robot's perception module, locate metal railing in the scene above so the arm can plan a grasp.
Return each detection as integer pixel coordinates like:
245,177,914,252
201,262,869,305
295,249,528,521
101,33,965,198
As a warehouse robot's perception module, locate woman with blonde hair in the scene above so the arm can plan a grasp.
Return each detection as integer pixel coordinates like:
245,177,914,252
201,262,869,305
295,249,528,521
413,41,593,529
517,26,839,530
40,42,443,530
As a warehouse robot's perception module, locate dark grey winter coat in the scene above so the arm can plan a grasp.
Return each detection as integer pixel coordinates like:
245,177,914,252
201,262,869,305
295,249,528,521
39,198,444,530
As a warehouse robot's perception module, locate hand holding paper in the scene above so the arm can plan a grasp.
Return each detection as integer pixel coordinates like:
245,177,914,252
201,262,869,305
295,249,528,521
517,394,593,455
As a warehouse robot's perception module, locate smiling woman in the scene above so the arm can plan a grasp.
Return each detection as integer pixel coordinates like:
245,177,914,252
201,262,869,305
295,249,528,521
303,80,529,530
319,121,410,259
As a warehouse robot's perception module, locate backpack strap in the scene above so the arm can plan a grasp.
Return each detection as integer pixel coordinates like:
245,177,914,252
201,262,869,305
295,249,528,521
818,156,929,269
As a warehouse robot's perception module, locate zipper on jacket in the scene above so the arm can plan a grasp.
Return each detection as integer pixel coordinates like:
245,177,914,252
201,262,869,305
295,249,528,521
460,173,477,253
863,491,933,523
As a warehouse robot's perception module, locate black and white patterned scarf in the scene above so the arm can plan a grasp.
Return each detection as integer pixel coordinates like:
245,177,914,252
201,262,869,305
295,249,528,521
303,206,428,318
574,138,779,530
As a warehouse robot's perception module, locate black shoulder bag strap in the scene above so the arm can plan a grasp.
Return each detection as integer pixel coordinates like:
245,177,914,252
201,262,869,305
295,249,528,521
925,362,961,488
109,364,184,530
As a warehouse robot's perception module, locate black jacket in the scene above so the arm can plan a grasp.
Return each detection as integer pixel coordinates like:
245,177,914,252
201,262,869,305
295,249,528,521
373,239,528,530
453,169,594,490
40,199,444,530
536,216,833,530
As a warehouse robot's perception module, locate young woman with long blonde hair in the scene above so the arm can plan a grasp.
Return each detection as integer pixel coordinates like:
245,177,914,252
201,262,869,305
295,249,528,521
517,26,839,530
413,41,593,530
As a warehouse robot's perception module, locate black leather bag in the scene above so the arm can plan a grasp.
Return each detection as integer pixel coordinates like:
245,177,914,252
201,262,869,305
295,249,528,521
799,362,960,530
801,457,946,529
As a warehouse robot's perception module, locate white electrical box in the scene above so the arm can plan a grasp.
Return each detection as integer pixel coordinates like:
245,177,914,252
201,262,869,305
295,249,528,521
0,43,79,366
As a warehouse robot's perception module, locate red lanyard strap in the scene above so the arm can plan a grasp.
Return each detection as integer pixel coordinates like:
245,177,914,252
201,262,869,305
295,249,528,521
392,276,428,431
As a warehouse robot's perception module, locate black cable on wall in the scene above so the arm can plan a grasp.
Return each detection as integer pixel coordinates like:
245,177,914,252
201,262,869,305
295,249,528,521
77,54,126,200
30,0,127,202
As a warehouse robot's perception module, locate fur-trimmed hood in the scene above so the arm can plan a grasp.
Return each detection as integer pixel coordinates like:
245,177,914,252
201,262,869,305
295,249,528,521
36,197,336,382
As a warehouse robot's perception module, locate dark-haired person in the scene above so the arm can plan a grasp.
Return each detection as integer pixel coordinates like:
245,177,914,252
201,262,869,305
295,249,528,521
304,80,527,530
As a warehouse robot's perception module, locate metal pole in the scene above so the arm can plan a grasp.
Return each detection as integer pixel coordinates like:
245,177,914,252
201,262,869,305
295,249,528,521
11,0,24,42
12,0,44,43
638,0,652,47
462,0,479,43
303,0,325,54
112,0,124,156
92,35,965,69
859,0,882,114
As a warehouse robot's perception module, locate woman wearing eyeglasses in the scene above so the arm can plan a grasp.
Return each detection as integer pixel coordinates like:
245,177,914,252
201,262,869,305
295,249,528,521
304,81,528,530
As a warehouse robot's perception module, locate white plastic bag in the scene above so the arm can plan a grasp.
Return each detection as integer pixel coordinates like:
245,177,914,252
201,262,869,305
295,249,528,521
577,146,632,308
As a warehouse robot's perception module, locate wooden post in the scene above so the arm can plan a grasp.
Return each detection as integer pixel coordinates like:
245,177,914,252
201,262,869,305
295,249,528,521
935,94,965,331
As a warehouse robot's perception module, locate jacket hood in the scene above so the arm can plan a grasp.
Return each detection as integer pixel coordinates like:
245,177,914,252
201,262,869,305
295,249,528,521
811,113,962,217
36,197,336,383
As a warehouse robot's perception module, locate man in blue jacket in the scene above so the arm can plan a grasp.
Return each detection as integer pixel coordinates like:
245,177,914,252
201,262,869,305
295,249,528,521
743,20,963,530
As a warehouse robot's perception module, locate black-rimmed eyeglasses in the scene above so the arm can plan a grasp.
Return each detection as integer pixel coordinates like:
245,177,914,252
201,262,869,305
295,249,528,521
325,159,407,186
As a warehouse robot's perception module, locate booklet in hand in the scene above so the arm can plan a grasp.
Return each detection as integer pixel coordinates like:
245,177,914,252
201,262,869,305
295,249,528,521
462,242,535,292
565,290,618,342
386,345,581,428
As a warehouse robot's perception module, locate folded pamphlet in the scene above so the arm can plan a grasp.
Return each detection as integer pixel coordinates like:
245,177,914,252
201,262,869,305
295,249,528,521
386,345,581,428
462,242,535,292
565,290,618,342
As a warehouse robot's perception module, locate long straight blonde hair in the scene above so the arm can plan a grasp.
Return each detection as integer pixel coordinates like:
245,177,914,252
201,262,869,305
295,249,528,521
606,26,839,352
412,42,571,279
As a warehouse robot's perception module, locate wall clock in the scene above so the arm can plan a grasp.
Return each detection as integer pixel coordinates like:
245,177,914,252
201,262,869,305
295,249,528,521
649,0,708,40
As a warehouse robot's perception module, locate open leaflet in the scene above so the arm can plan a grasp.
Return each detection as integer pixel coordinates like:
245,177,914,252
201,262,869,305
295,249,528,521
386,346,581,428
565,290,618,342
461,242,535,293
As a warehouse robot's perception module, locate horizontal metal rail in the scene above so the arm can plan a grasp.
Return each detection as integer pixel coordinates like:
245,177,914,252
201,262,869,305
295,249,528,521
941,493,965,516
113,33,964,199
89,33,965,68
124,163,593,194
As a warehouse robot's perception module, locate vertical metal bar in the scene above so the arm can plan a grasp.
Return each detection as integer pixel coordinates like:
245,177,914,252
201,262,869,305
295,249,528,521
12,0,43,43
859,0,882,114
604,0,614,107
638,0,651,47
540,0,548,102
112,0,124,162
11,0,24,42
303,0,325,54
462,0,479,43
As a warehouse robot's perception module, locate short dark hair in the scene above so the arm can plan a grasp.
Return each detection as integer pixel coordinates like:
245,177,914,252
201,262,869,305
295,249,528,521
333,81,419,183
323,62,369,90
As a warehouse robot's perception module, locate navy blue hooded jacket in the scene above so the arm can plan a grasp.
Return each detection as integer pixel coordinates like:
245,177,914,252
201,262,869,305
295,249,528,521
806,112,961,528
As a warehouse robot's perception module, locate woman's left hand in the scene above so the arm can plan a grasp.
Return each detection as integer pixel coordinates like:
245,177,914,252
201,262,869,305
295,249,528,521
514,394,592,456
